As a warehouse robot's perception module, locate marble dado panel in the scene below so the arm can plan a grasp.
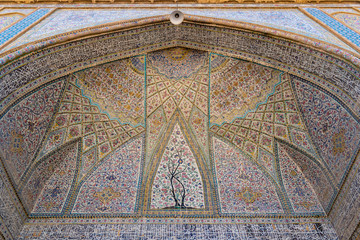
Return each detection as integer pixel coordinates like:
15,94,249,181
0,22,359,113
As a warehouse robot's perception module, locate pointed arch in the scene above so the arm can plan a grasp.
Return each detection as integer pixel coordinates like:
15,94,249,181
142,111,215,216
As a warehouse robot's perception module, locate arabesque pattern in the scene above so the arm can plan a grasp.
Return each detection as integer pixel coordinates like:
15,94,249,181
72,137,143,215
0,80,65,187
292,76,360,187
210,54,280,125
213,137,284,214
0,45,359,239
74,56,145,127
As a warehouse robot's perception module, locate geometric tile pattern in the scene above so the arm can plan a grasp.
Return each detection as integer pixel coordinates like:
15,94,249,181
2,4,360,237
73,56,145,127
145,48,210,171
0,9,50,46
146,48,209,121
305,8,360,47
210,54,281,125
0,14,23,31
1,48,341,219
1,21,358,108
210,71,316,163
333,13,360,33
140,48,214,218
41,76,145,166
2,44,360,240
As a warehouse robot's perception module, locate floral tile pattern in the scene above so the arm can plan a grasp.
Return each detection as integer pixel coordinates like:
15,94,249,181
292,76,360,188
0,79,65,187
213,137,284,214
32,142,79,214
0,44,359,238
278,144,324,214
21,142,78,213
74,56,145,127
333,13,360,33
72,137,143,214
151,124,204,210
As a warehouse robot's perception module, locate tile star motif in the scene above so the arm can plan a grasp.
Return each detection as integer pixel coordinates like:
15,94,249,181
94,187,121,205
235,187,262,204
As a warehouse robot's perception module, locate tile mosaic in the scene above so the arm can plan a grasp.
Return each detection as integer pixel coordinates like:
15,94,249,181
0,8,51,46
18,222,339,239
183,8,353,51
0,14,23,32
0,8,36,15
1,9,170,52
305,8,360,47
0,14,359,237
2,8,356,54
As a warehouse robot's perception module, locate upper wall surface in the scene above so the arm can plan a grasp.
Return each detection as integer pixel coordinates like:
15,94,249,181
1,4,360,57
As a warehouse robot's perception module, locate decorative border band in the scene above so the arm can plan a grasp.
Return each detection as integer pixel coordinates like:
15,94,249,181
0,13,359,67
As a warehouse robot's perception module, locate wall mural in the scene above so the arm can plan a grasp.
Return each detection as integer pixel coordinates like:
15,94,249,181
0,47,359,225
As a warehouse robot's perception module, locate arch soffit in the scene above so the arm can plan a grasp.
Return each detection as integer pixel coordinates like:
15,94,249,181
0,15,359,219
0,15,359,118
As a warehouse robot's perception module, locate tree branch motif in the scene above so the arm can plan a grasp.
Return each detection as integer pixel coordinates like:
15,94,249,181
166,147,189,208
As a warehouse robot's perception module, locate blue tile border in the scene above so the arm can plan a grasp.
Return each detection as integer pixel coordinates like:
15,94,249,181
0,9,51,46
304,8,360,48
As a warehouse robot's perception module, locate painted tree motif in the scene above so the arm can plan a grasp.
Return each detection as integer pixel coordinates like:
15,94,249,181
151,124,205,209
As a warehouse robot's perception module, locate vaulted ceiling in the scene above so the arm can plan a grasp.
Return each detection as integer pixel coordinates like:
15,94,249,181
1,46,358,219
0,13,360,239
